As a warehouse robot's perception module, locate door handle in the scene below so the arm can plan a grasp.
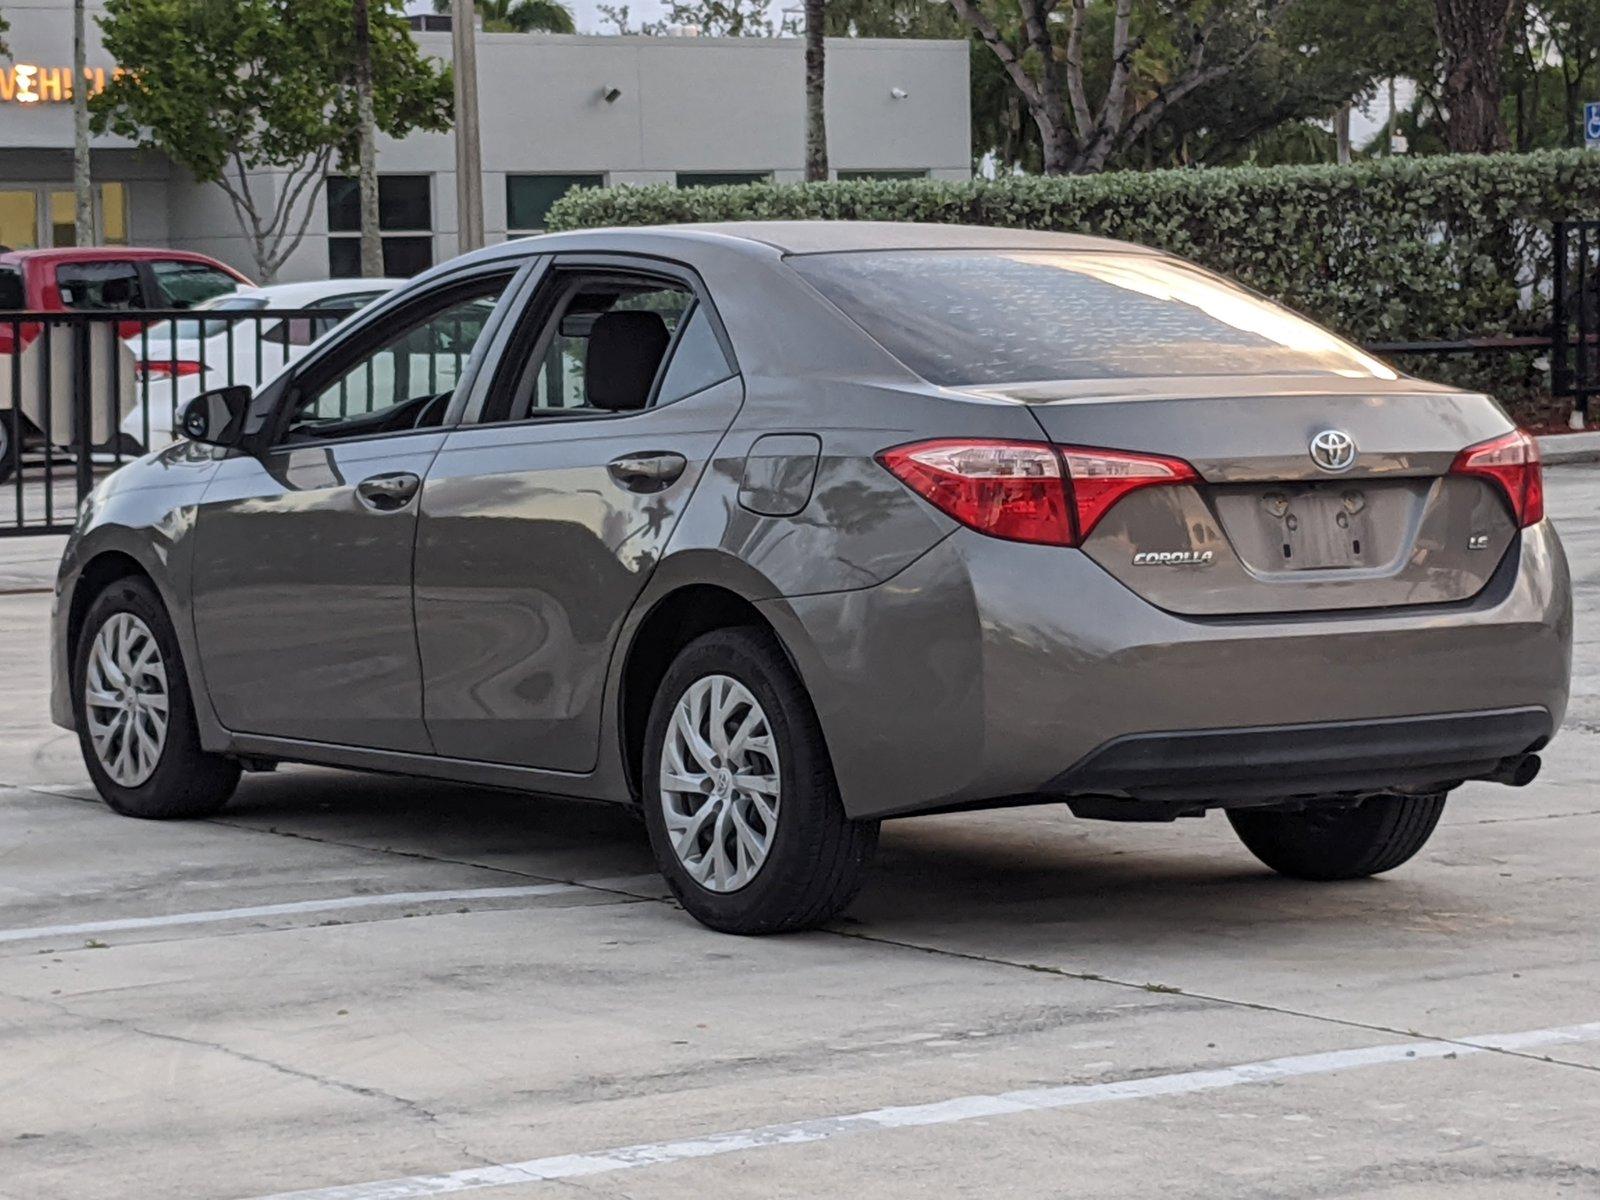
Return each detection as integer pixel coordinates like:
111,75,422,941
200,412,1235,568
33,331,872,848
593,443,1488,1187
356,471,422,512
607,451,687,494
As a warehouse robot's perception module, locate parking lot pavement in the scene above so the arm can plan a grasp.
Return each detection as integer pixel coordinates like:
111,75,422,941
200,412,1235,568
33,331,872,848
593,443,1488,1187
1,467,1596,1200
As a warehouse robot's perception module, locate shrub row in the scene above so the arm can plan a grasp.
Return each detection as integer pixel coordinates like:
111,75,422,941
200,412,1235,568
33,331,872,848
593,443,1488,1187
548,151,1600,417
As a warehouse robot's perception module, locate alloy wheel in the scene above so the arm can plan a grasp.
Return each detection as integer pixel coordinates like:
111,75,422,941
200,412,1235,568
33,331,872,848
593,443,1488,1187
84,612,170,787
658,673,781,893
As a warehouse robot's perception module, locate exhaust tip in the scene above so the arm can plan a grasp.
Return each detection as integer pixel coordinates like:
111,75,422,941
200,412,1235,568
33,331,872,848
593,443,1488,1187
1489,752,1542,788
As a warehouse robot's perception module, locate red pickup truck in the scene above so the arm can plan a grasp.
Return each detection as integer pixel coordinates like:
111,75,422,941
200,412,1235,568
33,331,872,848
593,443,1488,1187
0,247,252,349
1,248,252,480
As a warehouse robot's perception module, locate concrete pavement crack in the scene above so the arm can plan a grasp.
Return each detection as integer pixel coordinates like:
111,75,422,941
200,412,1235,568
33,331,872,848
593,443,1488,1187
824,926,1600,1077
0,986,507,1172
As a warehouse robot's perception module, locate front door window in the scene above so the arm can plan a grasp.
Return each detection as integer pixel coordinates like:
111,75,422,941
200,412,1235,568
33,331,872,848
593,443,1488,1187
282,279,507,443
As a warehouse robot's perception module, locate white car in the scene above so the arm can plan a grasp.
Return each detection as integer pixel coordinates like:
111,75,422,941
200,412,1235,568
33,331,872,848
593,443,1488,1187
121,278,404,448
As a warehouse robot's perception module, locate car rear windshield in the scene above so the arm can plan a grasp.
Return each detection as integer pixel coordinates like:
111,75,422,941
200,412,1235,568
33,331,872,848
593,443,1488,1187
166,294,269,341
0,267,24,311
788,249,1396,387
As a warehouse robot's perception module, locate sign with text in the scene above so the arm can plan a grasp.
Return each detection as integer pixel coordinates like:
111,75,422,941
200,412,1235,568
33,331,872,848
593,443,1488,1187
0,65,122,106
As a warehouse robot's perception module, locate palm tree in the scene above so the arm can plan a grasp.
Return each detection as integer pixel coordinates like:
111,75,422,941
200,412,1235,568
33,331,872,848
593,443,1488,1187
433,0,576,33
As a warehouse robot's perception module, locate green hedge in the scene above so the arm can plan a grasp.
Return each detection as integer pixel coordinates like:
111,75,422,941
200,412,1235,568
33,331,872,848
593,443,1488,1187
548,151,1600,419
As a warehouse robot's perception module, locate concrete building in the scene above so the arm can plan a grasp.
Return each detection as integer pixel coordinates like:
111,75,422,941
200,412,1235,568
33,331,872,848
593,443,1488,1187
0,1,970,282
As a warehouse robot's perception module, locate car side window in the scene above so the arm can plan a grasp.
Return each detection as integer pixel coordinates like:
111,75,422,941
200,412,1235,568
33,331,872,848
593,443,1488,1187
152,260,239,309
56,261,141,310
655,304,735,405
279,279,507,445
484,271,732,423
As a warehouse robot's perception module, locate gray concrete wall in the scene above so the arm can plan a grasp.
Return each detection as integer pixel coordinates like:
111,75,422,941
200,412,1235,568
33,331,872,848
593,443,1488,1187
3,4,970,282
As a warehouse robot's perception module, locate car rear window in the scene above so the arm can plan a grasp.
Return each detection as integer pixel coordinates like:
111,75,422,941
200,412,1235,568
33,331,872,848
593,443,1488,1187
788,250,1396,387
0,266,23,310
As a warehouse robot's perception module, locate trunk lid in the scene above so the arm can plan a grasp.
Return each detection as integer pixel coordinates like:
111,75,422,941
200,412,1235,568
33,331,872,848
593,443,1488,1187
981,375,1520,616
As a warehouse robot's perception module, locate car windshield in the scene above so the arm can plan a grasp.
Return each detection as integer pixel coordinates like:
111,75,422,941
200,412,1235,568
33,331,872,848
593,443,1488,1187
789,249,1397,387
149,294,270,343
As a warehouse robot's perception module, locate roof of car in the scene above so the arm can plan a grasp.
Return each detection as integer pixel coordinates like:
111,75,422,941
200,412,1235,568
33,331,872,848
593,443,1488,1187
0,246,253,276
470,221,1151,270
227,279,407,303
647,221,1143,255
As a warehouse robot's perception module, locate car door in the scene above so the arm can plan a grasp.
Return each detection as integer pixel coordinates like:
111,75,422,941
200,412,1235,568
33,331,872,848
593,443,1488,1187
188,268,517,751
414,257,744,771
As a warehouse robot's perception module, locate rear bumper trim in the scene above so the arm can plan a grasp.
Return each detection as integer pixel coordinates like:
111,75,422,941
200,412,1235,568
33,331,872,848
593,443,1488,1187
1046,706,1553,803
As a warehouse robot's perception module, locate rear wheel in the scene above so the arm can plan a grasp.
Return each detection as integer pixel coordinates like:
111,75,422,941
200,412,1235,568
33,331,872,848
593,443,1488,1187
1228,793,1447,881
641,627,878,934
74,576,240,819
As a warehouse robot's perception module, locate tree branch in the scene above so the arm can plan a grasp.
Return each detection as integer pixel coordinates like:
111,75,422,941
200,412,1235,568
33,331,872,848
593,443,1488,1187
1064,0,1092,137
947,0,1042,110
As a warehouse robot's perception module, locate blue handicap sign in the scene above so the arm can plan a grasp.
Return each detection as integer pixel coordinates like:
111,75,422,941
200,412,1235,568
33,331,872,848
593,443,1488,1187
1587,101,1600,147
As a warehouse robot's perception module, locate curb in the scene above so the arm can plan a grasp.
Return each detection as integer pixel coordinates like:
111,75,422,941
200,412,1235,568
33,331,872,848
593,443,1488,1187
1535,430,1600,465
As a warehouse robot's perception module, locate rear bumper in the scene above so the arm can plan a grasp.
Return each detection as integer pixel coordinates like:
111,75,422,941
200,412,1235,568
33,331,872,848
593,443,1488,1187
1049,706,1551,803
769,520,1572,821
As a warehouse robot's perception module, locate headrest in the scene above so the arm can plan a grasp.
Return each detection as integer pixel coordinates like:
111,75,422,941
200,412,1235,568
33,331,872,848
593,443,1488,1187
586,310,670,411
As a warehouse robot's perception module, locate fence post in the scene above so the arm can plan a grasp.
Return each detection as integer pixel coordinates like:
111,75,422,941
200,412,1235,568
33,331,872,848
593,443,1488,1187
73,316,94,503
1553,222,1569,410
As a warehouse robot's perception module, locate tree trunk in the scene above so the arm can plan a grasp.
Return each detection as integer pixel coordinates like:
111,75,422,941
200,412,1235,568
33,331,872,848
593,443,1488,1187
71,0,94,247
1432,0,1514,153
1386,76,1399,154
453,0,486,254
1334,102,1351,165
804,0,827,181
354,0,383,278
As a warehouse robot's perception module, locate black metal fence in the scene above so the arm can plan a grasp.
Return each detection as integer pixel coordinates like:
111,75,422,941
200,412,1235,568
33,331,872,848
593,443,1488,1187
1554,220,1600,419
2,307,358,536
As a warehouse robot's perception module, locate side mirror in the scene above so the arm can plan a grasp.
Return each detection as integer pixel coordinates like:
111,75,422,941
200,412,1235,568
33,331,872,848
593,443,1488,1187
179,385,251,447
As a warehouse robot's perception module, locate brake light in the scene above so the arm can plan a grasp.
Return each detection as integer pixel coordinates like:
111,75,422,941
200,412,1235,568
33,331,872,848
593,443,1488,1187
1449,429,1543,528
137,360,204,379
877,439,1198,546
1057,446,1200,539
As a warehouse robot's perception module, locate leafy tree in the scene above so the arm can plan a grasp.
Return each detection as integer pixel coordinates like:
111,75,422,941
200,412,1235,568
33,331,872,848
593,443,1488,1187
92,0,452,282
598,0,781,35
432,0,576,34
948,0,1298,174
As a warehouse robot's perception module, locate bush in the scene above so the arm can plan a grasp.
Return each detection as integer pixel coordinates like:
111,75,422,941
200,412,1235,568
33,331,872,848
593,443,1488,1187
548,151,1600,418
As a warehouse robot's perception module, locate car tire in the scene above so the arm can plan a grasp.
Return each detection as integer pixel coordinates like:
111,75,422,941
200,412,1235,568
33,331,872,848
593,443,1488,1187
641,626,879,934
73,576,240,819
1227,793,1447,881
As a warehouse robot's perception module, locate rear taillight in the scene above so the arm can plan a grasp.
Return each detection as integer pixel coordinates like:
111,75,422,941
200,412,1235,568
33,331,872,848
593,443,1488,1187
1449,429,1543,528
137,360,203,380
877,439,1198,546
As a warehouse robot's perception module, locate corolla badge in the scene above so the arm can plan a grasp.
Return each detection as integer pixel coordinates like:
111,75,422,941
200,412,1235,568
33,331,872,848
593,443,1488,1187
1309,429,1357,473
1132,549,1215,566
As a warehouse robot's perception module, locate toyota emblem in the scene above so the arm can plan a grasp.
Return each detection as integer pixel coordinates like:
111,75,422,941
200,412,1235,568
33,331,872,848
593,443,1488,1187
1309,429,1357,473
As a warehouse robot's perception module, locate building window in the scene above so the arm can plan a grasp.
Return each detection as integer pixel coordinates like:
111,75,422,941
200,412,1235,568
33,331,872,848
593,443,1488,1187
506,174,604,236
0,183,132,250
327,175,434,278
835,169,930,181
675,171,773,189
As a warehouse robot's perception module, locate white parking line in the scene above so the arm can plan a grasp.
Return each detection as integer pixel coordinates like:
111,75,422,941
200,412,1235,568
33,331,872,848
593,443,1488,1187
0,875,662,945
241,1020,1600,1200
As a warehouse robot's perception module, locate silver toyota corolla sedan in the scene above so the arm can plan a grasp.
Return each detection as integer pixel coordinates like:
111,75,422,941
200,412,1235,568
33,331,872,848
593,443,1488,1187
51,222,1571,934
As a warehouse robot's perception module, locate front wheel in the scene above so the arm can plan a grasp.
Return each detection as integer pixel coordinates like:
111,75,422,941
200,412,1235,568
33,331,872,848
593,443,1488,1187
1228,793,1447,881
74,576,240,819
641,627,878,934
